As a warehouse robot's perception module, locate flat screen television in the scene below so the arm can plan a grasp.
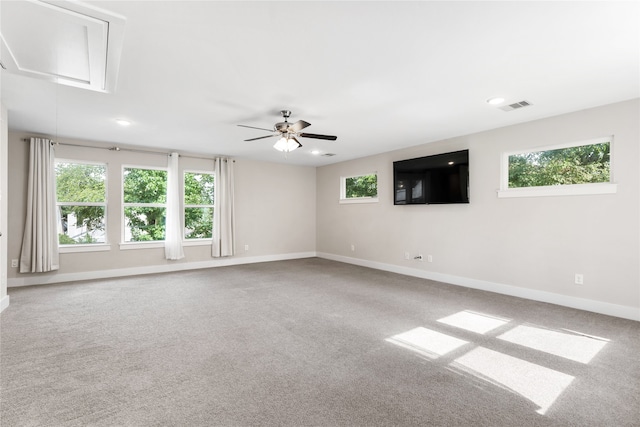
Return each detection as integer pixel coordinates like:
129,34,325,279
394,149,469,205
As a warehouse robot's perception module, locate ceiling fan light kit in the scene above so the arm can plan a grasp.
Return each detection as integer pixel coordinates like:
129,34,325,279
239,110,337,154
273,136,301,152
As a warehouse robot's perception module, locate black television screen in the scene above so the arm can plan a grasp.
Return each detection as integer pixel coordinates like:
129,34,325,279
394,150,469,205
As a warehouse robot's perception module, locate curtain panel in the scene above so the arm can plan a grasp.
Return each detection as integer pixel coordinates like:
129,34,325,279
165,152,185,260
212,157,235,257
19,137,59,273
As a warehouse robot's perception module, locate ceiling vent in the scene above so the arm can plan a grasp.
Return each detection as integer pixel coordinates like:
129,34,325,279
0,0,125,93
499,100,533,112
322,153,337,157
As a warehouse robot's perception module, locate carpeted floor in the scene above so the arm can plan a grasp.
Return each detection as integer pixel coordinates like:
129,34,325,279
1,258,638,426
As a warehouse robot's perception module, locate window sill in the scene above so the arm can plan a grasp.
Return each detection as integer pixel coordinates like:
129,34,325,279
497,183,617,198
119,241,165,250
339,197,379,204
183,239,212,247
119,240,212,250
59,244,111,254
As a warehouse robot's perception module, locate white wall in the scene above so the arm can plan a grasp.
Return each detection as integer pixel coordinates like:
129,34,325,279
316,99,640,320
7,134,316,285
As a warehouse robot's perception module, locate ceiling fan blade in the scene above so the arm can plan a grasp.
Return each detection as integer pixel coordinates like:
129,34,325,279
289,120,311,132
292,136,302,148
244,134,277,142
238,124,275,132
299,133,337,141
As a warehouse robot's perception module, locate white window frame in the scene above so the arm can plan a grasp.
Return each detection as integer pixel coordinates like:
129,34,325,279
55,159,110,253
339,172,379,204
497,136,617,198
183,169,215,245
120,165,167,248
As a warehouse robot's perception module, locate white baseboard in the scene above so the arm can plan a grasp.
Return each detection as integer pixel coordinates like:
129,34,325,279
317,252,640,322
7,252,316,288
0,294,9,313
7,252,638,321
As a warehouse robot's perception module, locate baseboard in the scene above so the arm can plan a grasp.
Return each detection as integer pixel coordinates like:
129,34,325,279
0,294,9,313
8,252,638,321
7,252,317,288
317,252,640,322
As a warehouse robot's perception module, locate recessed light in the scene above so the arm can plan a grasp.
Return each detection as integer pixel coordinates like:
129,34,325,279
115,119,131,126
311,150,321,155
486,97,505,105
448,161,454,165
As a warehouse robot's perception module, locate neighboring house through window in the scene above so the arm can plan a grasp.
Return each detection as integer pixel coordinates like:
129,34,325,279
55,160,107,245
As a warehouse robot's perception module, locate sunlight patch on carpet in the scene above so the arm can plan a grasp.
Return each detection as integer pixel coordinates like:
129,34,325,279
437,310,510,335
497,325,609,364
386,327,469,359
452,347,574,415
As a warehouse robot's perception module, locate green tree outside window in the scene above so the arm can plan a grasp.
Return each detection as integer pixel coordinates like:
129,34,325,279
345,174,377,198
508,142,610,188
184,172,215,239
123,167,167,242
55,162,107,244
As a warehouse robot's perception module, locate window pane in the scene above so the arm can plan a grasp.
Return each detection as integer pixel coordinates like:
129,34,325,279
123,168,167,203
56,162,106,203
185,172,214,205
508,142,610,188
345,174,377,198
184,207,213,239
58,205,106,244
124,207,166,242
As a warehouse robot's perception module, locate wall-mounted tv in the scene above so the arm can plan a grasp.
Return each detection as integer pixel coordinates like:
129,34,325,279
394,149,469,205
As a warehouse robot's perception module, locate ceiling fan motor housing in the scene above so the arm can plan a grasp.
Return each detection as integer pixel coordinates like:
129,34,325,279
275,122,290,132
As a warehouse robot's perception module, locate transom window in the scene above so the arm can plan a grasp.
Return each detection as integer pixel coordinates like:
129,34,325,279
499,137,616,198
340,172,378,204
184,171,215,239
123,166,167,242
55,160,107,245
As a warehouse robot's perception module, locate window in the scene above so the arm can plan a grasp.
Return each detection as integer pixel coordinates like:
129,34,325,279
55,161,107,245
123,167,167,242
184,171,215,239
340,173,378,203
498,137,616,198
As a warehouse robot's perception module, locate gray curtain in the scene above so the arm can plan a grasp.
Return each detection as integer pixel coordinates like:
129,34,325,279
19,137,59,273
212,157,235,257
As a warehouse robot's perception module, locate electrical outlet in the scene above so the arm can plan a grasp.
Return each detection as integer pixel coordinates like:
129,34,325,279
427,255,433,263
575,274,584,285
244,244,249,251
404,252,410,260
351,244,355,252
11,259,18,268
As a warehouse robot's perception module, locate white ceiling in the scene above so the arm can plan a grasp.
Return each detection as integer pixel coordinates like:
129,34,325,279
1,1,638,166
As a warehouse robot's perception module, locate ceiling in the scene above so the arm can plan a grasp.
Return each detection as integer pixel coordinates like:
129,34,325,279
1,1,638,167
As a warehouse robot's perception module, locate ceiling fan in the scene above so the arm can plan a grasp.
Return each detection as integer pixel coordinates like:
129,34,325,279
238,110,337,152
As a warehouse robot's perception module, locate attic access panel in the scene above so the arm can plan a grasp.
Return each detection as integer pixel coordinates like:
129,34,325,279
0,0,125,93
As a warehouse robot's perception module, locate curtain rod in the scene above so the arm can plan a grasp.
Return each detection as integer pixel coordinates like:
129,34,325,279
21,138,232,161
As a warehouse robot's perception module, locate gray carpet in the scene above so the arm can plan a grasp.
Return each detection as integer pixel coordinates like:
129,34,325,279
1,258,638,426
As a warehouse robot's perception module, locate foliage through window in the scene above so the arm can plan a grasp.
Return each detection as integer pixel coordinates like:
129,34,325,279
123,167,167,242
342,173,378,200
508,140,611,188
184,171,214,239
56,161,107,245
